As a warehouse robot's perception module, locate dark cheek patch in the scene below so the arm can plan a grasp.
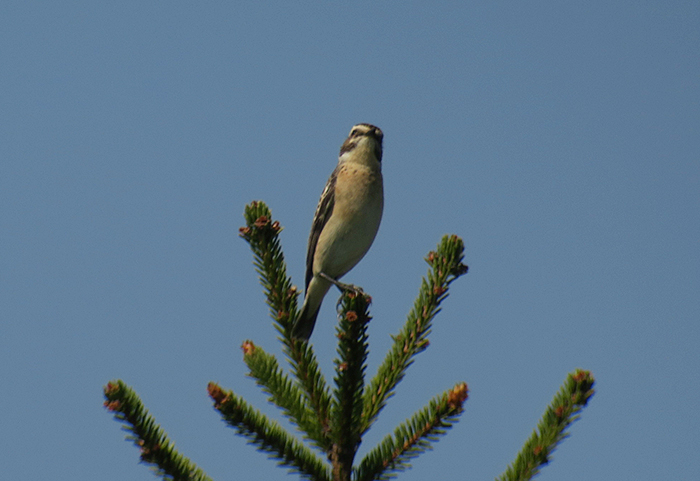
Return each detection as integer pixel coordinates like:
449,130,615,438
339,140,357,156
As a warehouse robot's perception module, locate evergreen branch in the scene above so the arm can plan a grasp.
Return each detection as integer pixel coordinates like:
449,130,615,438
239,201,332,443
288,339,334,448
241,340,329,451
362,235,468,434
496,369,596,481
208,382,331,481
239,201,298,336
103,380,212,481
355,382,469,481
329,291,372,481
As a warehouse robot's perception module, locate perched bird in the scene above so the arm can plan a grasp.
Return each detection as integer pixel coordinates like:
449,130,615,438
292,123,384,340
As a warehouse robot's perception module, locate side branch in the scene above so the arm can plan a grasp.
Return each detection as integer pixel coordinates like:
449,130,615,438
103,380,212,481
239,201,332,437
242,340,330,452
208,382,331,481
497,369,595,481
362,235,468,434
356,382,468,481
239,200,297,335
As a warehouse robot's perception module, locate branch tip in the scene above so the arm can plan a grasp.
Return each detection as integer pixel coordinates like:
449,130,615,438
447,382,469,410
207,382,229,407
241,340,256,356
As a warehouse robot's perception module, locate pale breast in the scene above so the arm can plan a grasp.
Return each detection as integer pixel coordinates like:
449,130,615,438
313,162,383,278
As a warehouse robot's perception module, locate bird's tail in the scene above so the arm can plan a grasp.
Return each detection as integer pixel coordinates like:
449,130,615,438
291,276,332,340
291,300,320,340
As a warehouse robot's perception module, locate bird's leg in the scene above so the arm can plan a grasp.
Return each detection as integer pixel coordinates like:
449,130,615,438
318,271,364,294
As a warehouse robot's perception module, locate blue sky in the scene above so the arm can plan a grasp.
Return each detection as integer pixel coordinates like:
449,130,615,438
2,2,698,480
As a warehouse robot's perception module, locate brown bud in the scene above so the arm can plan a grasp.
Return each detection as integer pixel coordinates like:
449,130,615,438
447,382,469,409
254,216,269,228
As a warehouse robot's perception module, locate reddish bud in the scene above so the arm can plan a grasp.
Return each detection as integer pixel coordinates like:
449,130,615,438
241,340,255,356
104,400,121,411
104,382,120,396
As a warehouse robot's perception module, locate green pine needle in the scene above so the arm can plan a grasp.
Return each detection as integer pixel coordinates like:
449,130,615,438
239,200,298,336
496,369,596,481
356,382,469,481
361,235,468,435
103,380,212,481
240,201,333,444
208,381,331,481
242,340,331,452
329,291,373,478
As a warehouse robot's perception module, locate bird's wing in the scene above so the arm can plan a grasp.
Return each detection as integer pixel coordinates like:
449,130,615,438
305,166,338,290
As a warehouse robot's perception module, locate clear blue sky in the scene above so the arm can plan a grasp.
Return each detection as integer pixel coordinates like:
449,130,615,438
2,2,698,480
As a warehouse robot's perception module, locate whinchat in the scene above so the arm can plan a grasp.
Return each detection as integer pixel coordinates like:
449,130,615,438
292,123,384,340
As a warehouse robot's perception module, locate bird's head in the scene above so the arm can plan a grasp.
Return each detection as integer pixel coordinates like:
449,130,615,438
339,123,383,162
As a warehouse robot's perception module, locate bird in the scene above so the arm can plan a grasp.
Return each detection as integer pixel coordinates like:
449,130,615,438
292,123,384,340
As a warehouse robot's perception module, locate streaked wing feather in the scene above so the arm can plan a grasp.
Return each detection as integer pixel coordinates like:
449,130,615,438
305,166,338,289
